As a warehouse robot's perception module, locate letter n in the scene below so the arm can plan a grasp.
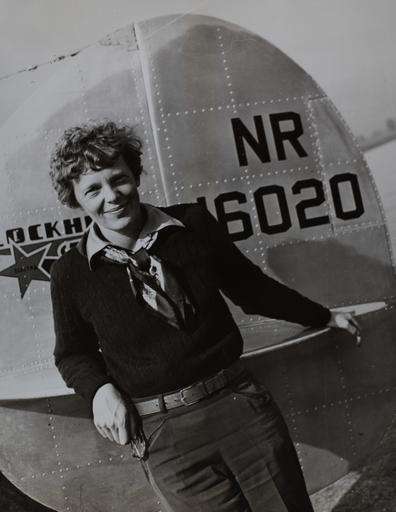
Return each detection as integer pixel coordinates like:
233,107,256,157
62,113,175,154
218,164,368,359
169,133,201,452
231,116,270,166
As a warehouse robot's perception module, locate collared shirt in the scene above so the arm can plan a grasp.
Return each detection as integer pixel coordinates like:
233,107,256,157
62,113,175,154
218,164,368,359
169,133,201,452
85,203,184,310
86,203,184,269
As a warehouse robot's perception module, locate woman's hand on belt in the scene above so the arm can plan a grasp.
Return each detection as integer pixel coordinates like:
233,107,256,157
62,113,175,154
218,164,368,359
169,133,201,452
92,383,131,444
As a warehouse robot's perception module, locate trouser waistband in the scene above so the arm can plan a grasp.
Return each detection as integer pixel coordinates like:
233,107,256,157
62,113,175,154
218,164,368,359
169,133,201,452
133,360,246,416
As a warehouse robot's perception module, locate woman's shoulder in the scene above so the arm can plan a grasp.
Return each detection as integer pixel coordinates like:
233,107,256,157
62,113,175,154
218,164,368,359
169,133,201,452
159,202,209,226
49,244,89,283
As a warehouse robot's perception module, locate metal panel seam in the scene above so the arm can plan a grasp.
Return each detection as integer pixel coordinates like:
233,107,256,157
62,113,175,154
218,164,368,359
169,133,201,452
133,22,170,205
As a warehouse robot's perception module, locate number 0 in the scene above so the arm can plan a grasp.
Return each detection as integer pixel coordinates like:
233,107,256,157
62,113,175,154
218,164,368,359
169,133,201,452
254,185,292,234
330,173,364,220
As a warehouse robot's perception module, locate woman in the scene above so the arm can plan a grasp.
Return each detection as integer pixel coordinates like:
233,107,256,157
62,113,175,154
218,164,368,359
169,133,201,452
49,121,359,512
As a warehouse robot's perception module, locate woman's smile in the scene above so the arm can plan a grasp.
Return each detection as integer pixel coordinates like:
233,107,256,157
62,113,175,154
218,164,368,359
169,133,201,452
104,203,129,215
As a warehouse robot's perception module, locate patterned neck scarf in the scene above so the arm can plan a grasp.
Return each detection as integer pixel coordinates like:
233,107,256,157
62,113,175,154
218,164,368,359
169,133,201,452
101,245,195,330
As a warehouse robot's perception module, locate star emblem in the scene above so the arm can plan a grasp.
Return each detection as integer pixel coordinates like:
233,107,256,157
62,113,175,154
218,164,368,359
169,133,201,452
0,242,51,298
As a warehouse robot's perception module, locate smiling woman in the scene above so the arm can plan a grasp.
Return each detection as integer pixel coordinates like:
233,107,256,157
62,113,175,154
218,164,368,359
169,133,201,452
46,120,359,511
49,122,145,249
49,122,143,209
73,159,143,248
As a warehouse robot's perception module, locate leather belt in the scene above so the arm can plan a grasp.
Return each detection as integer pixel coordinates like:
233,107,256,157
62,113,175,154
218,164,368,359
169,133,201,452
133,360,246,416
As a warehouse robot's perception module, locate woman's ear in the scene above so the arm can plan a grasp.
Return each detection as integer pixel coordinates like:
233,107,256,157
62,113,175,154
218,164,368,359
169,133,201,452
71,180,82,209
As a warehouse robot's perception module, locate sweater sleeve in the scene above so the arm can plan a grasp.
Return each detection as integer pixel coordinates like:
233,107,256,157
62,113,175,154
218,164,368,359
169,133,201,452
198,206,331,327
50,260,112,404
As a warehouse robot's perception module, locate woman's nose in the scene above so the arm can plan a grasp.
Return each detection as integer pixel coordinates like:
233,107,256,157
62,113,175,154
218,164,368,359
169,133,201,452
103,184,119,203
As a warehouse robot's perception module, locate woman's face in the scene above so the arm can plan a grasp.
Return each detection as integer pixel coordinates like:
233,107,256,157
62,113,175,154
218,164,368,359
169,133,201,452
73,157,141,234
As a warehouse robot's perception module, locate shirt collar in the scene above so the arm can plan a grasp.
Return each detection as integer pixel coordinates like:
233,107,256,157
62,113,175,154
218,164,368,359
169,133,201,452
85,203,184,269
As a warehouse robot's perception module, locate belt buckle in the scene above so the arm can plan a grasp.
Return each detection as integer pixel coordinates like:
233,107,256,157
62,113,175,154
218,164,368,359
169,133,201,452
180,381,208,406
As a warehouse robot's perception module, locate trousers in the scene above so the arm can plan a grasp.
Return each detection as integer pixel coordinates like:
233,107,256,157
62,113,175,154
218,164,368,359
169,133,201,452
137,374,314,512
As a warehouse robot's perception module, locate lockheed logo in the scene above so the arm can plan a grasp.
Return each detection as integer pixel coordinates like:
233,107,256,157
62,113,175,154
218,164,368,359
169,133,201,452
0,216,91,298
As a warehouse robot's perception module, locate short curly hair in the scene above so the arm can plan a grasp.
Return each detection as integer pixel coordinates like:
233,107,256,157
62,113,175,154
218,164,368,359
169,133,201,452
49,121,143,209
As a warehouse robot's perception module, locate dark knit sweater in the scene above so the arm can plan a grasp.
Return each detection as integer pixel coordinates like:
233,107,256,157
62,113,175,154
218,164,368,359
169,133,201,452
50,203,331,404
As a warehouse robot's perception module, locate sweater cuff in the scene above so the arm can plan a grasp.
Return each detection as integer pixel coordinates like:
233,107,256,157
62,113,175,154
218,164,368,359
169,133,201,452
308,305,332,328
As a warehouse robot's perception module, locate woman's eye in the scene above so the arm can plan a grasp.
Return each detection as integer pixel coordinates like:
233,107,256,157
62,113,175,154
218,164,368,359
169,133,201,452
85,189,99,197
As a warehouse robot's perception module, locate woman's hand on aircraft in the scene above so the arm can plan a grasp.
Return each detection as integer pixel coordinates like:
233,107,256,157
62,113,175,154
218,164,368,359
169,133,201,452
328,310,362,346
92,383,133,444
